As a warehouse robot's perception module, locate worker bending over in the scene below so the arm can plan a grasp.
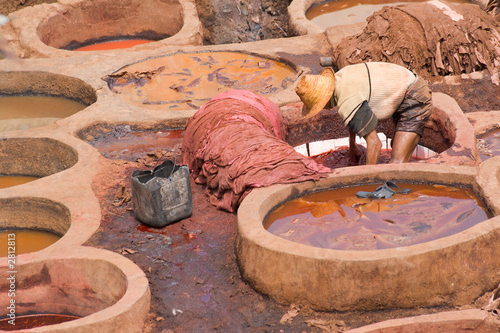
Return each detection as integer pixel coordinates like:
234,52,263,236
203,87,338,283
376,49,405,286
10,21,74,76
295,62,432,164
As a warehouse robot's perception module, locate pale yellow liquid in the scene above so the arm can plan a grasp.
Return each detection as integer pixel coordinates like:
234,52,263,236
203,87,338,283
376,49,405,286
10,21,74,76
0,95,87,131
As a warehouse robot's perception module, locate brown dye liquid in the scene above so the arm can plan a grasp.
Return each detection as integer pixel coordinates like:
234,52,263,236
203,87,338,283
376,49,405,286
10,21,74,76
0,229,61,257
477,128,500,161
0,96,87,131
74,39,154,51
0,314,80,330
0,175,39,189
265,183,490,250
89,129,184,161
306,0,469,28
106,51,296,111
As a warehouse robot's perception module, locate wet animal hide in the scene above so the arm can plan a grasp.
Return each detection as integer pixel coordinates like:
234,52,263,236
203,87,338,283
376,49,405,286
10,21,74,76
333,1,500,85
182,90,330,213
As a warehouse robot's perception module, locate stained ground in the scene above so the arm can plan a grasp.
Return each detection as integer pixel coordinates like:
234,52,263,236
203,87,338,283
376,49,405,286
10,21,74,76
2,0,499,332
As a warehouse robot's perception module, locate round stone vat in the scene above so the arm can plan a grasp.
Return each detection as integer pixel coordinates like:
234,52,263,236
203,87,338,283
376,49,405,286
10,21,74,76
236,163,500,311
0,137,78,177
0,247,150,332
8,0,202,57
0,197,70,255
104,51,298,112
0,71,96,131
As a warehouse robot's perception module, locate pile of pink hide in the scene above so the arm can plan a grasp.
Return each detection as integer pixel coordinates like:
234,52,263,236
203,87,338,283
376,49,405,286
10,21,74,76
182,90,331,212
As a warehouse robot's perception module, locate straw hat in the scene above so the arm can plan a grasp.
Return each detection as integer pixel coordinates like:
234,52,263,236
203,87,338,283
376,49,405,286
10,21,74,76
295,67,336,119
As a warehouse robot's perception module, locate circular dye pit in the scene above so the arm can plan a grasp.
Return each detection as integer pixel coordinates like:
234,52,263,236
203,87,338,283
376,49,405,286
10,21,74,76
104,51,297,111
306,0,469,29
0,197,70,254
265,183,490,251
0,95,87,131
0,249,150,332
0,71,96,131
477,128,500,162
236,165,500,311
37,0,183,51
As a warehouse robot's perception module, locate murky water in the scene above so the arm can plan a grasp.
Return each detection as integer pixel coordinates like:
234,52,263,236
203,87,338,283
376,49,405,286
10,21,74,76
88,128,184,161
0,175,39,189
477,128,500,161
0,229,61,257
306,0,469,28
265,183,490,250
73,38,154,51
0,95,87,131
104,51,297,111
0,314,80,330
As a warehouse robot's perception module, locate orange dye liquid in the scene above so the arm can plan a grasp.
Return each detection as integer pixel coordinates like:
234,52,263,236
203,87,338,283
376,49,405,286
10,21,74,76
0,314,80,330
0,229,61,257
477,128,500,161
105,51,297,111
306,0,469,28
0,175,39,189
74,39,154,51
265,183,490,250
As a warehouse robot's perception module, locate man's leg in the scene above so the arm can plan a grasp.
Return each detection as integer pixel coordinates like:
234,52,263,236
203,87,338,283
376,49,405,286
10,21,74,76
390,131,421,163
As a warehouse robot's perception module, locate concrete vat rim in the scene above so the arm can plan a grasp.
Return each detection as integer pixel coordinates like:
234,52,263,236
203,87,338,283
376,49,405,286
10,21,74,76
236,163,500,311
5,0,203,58
0,246,150,333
